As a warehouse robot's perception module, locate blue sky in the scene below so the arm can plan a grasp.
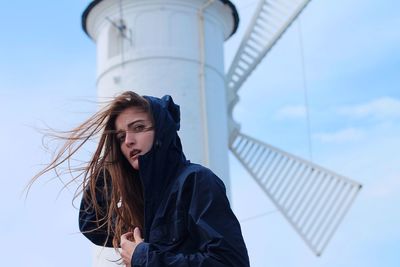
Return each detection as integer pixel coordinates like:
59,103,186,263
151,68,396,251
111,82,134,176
1,1,399,266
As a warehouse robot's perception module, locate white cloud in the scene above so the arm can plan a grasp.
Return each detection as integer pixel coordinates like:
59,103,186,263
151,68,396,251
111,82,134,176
275,105,307,120
338,97,400,120
314,127,365,143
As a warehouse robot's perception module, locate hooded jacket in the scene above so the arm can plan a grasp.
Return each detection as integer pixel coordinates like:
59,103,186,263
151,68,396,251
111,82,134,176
79,95,250,267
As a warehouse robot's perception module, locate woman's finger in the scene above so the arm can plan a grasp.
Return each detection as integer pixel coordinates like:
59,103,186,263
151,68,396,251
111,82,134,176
133,227,143,242
121,232,134,243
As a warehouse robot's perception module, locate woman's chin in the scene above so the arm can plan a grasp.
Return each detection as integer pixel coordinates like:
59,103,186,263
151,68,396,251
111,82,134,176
131,159,139,170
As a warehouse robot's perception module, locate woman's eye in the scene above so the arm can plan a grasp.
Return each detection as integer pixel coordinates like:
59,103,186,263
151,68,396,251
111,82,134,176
133,125,145,132
117,134,125,143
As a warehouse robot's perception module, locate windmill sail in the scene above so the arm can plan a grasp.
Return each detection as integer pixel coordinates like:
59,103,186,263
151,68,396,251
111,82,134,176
226,0,312,110
230,131,362,256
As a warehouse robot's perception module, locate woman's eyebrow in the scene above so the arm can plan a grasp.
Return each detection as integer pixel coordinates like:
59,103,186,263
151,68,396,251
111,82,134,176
116,119,147,132
127,119,145,128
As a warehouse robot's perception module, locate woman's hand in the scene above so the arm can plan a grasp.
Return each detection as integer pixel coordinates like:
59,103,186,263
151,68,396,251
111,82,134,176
120,227,144,266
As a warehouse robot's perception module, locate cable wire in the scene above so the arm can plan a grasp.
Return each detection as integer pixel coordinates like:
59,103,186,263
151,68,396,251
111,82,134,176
240,209,278,223
297,19,313,161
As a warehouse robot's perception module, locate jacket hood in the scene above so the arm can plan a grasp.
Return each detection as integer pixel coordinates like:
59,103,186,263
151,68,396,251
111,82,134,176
138,95,187,203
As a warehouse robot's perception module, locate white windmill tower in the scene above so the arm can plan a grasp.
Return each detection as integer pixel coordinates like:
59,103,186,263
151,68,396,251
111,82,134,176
81,0,362,266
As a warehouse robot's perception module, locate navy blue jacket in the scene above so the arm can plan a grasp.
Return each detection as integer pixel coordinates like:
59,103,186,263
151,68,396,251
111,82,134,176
79,95,250,266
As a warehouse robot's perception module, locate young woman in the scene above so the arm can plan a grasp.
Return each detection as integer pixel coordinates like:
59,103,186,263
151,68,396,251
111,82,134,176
32,91,250,266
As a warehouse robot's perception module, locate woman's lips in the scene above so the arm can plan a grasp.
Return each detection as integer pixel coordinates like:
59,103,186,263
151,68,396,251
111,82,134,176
130,149,141,159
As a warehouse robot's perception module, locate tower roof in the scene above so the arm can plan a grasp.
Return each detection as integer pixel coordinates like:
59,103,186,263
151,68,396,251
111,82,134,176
82,0,239,38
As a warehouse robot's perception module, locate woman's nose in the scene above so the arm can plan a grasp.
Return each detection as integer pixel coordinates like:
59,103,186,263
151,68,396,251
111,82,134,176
124,131,136,146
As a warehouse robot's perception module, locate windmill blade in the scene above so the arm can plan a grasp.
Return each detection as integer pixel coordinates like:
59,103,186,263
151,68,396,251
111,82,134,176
230,131,362,256
226,0,312,109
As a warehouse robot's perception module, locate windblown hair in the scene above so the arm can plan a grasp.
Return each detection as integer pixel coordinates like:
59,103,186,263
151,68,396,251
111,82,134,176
28,91,152,249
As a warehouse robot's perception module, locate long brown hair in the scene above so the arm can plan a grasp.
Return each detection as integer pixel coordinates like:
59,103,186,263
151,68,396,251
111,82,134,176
28,91,152,249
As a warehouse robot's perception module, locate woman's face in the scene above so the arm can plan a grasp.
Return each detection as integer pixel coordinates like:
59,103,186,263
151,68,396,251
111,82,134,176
115,107,155,170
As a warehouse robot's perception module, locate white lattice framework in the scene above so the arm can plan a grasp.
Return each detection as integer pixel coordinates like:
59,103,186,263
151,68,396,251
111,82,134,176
226,0,362,256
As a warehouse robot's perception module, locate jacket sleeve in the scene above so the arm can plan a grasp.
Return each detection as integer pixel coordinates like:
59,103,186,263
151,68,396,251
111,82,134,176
79,171,114,247
132,169,250,267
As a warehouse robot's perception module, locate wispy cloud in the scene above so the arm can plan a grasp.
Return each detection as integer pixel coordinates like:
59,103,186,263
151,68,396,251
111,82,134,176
338,97,400,120
275,105,306,120
314,127,365,143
